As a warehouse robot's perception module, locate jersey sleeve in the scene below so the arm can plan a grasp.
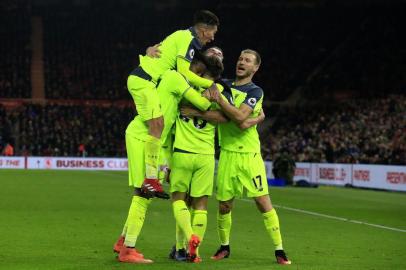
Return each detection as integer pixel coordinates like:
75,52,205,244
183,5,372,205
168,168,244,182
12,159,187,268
177,57,213,88
242,87,263,109
183,38,202,61
169,71,192,96
183,88,211,111
170,72,211,111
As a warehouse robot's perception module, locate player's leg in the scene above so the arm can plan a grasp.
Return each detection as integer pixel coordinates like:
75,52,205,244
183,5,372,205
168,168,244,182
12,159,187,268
244,152,291,265
116,135,153,263
189,196,207,263
127,75,166,198
170,152,199,260
188,153,215,262
212,150,241,260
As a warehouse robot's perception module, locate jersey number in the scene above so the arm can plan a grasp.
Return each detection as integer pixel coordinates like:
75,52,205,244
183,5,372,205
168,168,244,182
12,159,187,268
180,115,207,129
252,175,264,191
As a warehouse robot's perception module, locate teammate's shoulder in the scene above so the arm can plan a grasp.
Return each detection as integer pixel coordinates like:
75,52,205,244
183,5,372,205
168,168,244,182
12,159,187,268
222,78,234,87
171,28,193,38
247,82,263,96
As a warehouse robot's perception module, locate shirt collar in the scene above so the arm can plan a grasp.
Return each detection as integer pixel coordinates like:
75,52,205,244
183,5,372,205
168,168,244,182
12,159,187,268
189,27,203,48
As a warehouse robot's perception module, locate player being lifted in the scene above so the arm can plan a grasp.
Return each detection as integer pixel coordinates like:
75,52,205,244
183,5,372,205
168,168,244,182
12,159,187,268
127,10,219,199
182,49,291,265
114,53,220,264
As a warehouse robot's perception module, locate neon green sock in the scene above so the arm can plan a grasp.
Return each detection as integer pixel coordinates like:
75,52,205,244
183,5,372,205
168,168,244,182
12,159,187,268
175,222,186,250
121,217,128,236
173,200,193,241
192,209,207,256
217,212,232,246
123,196,151,247
145,135,161,179
263,208,283,250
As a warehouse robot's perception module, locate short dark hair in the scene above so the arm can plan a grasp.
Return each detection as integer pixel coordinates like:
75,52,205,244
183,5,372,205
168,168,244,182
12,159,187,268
193,52,224,80
193,10,219,27
241,49,261,65
204,55,224,80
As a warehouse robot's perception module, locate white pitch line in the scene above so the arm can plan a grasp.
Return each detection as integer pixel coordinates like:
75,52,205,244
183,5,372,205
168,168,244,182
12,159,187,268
96,171,406,233
236,197,406,233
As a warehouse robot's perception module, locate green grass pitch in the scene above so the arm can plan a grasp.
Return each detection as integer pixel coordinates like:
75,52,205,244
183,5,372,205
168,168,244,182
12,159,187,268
0,169,405,270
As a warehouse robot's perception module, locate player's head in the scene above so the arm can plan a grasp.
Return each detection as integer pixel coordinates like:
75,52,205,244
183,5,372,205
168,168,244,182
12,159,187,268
235,49,261,80
202,55,224,80
190,52,224,81
193,10,219,46
204,46,224,61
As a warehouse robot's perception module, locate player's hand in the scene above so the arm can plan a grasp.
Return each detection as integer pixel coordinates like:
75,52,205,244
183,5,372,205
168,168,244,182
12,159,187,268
206,83,221,102
146,43,162,58
238,121,251,130
180,106,199,117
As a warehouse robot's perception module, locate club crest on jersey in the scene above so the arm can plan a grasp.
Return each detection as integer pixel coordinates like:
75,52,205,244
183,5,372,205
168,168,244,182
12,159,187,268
248,97,257,106
189,49,195,59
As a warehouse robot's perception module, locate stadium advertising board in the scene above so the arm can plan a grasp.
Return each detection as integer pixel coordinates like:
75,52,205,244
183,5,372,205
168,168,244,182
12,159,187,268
27,157,128,171
314,163,352,186
293,162,312,182
0,157,25,169
1,156,405,191
352,164,406,191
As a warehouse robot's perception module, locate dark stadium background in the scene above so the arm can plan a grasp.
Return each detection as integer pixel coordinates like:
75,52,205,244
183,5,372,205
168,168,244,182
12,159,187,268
0,2,405,270
1,0,405,163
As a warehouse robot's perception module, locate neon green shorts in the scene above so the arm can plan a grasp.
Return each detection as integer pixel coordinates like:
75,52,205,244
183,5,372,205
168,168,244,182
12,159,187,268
126,133,171,187
170,152,215,197
216,150,268,201
127,75,162,121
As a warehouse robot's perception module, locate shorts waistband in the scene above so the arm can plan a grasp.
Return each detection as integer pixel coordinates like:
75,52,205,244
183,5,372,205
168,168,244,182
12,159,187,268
130,66,154,83
174,148,196,154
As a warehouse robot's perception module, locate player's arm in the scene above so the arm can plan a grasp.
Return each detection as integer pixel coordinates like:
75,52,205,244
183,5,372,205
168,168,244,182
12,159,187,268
183,87,211,111
213,86,263,124
180,106,228,124
177,57,213,88
238,109,265,130
216,97,253,124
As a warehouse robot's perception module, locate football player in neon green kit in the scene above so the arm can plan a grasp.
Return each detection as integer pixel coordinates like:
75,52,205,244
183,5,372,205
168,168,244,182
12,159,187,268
183,49,291,265
170,55,228,263
128,10,219,199
114,55,219,264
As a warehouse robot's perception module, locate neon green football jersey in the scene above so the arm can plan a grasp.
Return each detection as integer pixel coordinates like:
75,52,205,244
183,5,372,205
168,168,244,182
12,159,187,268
139,28,202,82
218,85,263,153
173,89,217,155
126,70,208,142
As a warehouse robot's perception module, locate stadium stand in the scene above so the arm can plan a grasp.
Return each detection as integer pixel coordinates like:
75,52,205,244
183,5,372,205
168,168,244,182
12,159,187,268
0,2,31,98
1,103,133,157
0,2,404,165
263,95,405,165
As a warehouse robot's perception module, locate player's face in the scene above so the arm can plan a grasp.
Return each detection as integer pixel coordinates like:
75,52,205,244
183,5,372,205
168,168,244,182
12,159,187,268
201,25,218,45
235,53,259,78
205,47,224,61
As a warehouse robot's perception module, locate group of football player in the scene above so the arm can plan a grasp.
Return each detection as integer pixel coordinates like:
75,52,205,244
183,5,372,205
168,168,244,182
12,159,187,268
112,10,291,265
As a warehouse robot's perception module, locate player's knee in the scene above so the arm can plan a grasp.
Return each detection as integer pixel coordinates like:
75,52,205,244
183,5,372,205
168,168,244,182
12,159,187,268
192,196,208,210
254,195,273,213
219,201,233,214
171,191,186,202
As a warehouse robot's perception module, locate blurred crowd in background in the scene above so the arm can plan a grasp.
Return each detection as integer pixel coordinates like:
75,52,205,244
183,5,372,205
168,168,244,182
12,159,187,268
0,1,405,165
